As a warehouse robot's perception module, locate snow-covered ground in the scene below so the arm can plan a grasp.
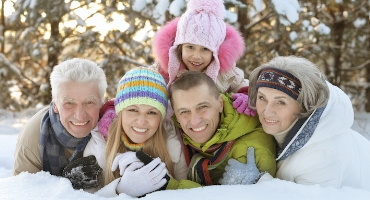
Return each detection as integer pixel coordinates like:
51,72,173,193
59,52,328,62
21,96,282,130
0,108,369,200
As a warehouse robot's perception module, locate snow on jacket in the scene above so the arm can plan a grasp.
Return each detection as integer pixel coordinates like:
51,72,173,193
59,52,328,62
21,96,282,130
84,119,188,197
273,81,370,190
12,107,75,176
151,18,249,93
165,94,277,189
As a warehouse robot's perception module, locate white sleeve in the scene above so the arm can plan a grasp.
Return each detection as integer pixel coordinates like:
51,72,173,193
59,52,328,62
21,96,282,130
94,178,121,197
84,126,107,171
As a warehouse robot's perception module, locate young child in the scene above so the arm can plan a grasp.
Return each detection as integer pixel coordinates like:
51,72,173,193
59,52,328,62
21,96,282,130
151,0,254,116
84,67,188,197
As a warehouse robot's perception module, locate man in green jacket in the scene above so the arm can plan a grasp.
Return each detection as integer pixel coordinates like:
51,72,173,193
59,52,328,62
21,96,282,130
166,71,276,189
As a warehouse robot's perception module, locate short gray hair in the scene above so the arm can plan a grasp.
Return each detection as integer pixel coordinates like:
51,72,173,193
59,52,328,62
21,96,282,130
50,58,107,104
248,56,329,118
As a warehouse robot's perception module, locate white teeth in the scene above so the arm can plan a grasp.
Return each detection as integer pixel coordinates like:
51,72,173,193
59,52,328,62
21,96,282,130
190,61,202,66
192,125,207,132
73,121,88,126
265,119,278,123
133,127,147,133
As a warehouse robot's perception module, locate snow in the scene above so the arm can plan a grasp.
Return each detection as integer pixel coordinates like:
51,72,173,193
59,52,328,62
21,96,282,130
271,0,300,24
315,23,331,35
353,18,366,28
0,108,370,199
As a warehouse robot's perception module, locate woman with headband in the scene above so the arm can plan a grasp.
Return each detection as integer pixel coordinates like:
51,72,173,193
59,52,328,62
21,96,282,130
220,56,370,190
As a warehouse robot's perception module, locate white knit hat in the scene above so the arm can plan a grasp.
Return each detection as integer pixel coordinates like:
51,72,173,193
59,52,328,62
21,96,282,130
167,0,227,86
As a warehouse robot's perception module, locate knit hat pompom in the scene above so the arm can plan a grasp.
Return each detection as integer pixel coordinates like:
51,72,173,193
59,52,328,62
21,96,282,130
114,67,168,120
188,0,225,19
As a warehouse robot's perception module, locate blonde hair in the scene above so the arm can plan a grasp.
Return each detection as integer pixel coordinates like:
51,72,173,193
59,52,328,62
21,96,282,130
104,113,174,186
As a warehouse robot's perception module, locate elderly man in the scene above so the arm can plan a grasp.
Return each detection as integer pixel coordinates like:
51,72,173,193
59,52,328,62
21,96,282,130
12,58,107,190
165,71,276,188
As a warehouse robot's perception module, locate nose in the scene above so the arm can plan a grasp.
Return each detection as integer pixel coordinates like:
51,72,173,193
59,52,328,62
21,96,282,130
74,105,87,120
136,114,147,125
263,103,275,116
190,112,202,126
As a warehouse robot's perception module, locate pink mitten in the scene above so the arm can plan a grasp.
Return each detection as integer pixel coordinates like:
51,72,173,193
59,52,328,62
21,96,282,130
98,108,117,140
232,93,256,116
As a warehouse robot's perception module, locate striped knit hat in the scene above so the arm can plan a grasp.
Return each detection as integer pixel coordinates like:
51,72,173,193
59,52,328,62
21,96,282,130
114,67,168,120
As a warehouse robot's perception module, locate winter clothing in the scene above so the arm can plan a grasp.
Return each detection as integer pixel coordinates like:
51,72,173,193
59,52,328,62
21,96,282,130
256,68,301,100
270,81,370,190
84,118,189,197
13,107,77,175
164,94,276,189
40,103,91,176
151,7,248,93
114,67,168,120
168,0,226,84
219,147,263,185
98,99,116,140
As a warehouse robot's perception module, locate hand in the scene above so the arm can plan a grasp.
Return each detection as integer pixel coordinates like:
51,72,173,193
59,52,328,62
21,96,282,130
232,93,256,116
111,152,141,175
116,157,168,197
219,147,260,185
62,155,102,189
98,107,117,140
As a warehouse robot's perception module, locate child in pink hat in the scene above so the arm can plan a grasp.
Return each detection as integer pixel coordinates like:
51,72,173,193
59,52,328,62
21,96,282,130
151,0,254,116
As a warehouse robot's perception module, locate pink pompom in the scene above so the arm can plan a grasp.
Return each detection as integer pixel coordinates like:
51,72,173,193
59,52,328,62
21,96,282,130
188,0,225,18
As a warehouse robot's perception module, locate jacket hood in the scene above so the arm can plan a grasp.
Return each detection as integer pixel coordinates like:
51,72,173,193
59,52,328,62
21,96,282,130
277,81,354,160
152,18,245,76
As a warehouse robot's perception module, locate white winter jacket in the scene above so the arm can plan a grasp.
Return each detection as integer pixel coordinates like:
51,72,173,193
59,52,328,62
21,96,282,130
83,119,188,197
269,81,370,190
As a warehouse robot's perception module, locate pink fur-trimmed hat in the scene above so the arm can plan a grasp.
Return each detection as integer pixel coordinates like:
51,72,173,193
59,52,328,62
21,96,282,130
169,0,226,85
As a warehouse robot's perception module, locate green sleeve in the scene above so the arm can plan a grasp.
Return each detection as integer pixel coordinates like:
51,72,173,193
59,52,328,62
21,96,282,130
166,178,202,190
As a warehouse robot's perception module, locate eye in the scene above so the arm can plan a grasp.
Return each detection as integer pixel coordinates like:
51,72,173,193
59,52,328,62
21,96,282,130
257,95,265,101
84,100,96,108
180,110,189,115
63,101,76,108
199,105,208,109
127,108,138,112
148,111,158,115
278,101,286,105
186,45,194,49
203,47,210,51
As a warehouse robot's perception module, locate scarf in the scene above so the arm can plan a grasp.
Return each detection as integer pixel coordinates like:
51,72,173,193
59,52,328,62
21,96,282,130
182,134,235,186
121,132,143,151
40,103,91,176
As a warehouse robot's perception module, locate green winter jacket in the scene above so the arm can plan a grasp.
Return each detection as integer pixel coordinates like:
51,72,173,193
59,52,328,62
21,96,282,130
166,94,277,189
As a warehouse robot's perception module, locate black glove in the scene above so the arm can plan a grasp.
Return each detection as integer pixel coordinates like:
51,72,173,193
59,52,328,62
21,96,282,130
62,155,102,190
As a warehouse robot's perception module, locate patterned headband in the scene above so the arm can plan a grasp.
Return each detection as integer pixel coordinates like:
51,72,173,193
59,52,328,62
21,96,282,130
256,67,301,100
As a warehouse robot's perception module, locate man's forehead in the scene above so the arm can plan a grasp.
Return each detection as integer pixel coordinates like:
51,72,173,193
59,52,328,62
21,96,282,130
61,95,99,102
172,90,213,108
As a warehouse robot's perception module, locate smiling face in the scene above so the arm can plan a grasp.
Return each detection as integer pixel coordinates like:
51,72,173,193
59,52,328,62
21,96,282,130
181,43,213,72
120,104,162,144
172,84,223,144
53,81,101,138
256,87,300,135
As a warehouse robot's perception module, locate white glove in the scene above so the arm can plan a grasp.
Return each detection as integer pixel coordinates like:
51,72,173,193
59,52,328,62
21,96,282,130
116,157,168,197
111,152,141,175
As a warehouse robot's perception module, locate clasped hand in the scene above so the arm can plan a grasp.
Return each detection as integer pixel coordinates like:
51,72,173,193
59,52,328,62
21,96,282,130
111,152,168,197
62,155,102,190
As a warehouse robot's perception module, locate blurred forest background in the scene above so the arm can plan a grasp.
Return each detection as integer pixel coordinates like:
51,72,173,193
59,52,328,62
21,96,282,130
0,0,369,112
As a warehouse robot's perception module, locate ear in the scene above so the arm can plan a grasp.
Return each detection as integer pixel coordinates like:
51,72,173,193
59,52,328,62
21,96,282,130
218,94,223,113
53,102,59,113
